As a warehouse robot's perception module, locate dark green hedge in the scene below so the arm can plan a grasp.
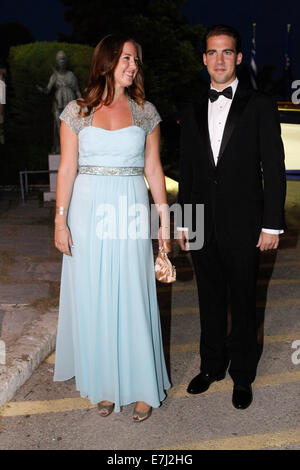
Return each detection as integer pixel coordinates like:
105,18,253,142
2,42,93,183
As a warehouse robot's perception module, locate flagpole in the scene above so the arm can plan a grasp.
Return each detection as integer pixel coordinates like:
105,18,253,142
250,22,258,90
285,23,292,100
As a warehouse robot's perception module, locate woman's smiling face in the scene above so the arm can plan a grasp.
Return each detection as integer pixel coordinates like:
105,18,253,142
114,41,139,88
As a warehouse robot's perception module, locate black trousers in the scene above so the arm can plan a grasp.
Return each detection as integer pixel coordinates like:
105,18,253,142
191,236,260,386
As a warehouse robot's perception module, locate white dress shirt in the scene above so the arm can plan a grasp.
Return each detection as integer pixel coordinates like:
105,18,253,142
208,77,238,164
177,77,283,235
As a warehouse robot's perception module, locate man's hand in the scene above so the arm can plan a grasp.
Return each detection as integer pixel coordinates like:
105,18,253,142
256,232,279,251
176,230,190,251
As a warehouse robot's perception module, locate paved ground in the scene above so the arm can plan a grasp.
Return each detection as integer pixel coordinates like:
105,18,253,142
0,182,299,451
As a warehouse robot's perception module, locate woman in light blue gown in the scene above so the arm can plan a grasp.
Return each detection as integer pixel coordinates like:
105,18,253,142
53,34,171,422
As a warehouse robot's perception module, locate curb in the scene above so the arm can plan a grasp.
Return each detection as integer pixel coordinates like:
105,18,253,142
0,308,58,408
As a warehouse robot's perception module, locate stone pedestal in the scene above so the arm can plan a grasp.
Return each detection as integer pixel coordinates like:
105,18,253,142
43,154,60,202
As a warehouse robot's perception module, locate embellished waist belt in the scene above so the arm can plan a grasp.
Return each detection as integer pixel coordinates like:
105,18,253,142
78,166,144,176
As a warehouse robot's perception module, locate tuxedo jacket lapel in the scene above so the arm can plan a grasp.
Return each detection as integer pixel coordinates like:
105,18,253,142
194,90,215,168
217,83,253,164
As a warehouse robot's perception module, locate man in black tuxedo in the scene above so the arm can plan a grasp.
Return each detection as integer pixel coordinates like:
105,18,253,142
177,25,286,409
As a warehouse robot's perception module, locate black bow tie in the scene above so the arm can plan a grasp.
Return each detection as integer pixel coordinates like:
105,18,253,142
209,86,233,102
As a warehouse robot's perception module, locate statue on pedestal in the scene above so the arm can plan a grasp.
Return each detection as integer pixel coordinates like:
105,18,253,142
37,51,81,154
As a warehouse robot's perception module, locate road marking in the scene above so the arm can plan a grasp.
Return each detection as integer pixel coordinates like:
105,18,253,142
160,427,300,450
0,397,95,417
167,370,300,399
168,332,300,354
45,353,55,364
1,370,300,418
256,298,300,308
157,279,300,293
263,332,300,343
45,332,300,364
260,261,300,268
161,298,300,315
258,279,300,285
175,261,300,273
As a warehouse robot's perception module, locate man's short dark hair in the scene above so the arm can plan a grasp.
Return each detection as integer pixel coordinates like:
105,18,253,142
203,24,242,53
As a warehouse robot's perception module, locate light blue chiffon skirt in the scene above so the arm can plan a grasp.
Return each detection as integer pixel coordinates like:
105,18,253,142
54,174,171,412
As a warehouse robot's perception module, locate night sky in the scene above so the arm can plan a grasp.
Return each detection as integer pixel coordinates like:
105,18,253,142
1,0,300,80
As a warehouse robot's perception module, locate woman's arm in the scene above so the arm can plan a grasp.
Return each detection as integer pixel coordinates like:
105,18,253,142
54,121,78,255
144,125,171,251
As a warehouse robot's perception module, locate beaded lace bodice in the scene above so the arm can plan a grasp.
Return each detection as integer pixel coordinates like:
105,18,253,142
59,97,161,136
59,97,161,169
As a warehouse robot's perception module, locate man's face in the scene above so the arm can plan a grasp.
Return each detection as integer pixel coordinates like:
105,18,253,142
203,34,242,89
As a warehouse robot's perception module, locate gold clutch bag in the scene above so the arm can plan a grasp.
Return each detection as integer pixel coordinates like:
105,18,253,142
155,245,176,283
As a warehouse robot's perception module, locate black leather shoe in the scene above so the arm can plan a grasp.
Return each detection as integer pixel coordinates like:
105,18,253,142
232,384,253,409
187,371,226,394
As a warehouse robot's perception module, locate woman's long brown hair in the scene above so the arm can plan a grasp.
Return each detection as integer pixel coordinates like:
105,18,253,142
77,34,145,116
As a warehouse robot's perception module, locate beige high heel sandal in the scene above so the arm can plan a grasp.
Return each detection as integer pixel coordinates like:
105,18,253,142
132,405,152,423
97,402,115,417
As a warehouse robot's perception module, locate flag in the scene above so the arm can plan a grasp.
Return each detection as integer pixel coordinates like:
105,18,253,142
250,23,258,90
284,24,292,100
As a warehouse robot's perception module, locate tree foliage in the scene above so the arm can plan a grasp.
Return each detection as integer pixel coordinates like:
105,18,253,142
0,22,35,67
58,0,206,172
59,0,206,117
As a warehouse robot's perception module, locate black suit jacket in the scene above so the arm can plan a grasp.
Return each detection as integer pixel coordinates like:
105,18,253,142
177,82,286,247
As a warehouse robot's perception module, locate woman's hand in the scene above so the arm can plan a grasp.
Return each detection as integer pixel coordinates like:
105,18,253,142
54,225,74,256
158,226,171,253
